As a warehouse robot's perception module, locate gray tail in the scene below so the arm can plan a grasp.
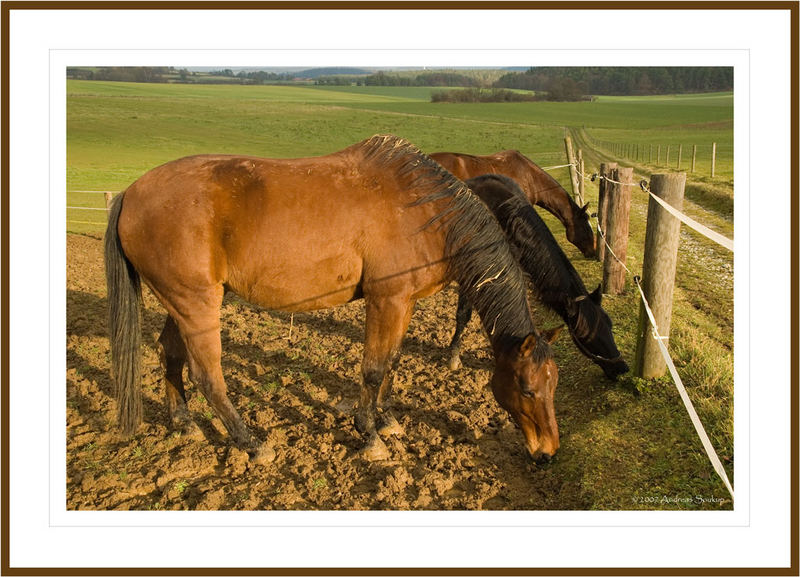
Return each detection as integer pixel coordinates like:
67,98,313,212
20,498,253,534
104,192,142,436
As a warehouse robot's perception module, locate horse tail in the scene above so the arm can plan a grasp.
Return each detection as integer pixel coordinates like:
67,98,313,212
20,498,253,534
104,192,143,436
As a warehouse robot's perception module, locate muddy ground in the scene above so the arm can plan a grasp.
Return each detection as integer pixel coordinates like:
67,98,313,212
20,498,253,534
67,233,618,511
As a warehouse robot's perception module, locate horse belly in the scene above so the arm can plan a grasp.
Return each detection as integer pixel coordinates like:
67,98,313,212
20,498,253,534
228,248,364,312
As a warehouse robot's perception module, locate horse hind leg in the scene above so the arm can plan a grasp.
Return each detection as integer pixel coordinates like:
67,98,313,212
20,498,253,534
158,316,191,429
167,287,274,463
447,290,474,371
158,315,205,440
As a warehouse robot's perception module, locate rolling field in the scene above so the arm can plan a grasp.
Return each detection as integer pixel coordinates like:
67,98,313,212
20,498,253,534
66,80,734,511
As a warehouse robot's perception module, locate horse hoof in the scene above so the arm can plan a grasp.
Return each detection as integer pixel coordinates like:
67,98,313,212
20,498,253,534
448,354,462,371
249,443,276,466
377,413,404,437
354,412,373,435
360,437,390,461
181,420,205,441
171,411,204,440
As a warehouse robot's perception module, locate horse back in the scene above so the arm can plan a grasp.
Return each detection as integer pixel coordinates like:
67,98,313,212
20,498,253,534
116,151,450,312
429,152,499,182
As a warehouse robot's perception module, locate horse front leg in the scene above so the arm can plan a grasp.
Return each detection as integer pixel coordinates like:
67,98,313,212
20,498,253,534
447,289,474,370
356,295,414,460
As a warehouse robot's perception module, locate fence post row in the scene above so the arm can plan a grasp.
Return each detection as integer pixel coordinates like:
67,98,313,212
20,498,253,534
634,173,687,379
564,134,581,203
104,192,114,214
711,142,717,178
601,166,633,295
577,149,585,206
595,162,616,264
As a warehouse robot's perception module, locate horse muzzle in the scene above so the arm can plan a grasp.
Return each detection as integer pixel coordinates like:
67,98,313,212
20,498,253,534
601,358,629,380
529,451,554,466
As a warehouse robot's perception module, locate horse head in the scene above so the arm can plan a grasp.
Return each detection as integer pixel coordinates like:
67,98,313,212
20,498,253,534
566,202,596,258
490,326,563,463
566,285,629,379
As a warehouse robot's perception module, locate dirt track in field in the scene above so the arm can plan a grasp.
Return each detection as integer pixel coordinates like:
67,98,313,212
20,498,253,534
67,233,600,511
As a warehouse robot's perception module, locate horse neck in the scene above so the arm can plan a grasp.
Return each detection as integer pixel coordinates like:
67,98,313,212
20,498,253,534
514,157,579,229
506,202,588,319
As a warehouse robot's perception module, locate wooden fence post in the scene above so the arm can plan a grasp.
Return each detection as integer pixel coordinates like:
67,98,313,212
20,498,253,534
677,144,682,169
691,144,697,173
564,134,581,201
657,145,661,165
634,173,687,378
104,192,114,215
711,142,717,178
595,162,617,263
577,149,585,206
666,145,670,167
602,166,633,294
649,144,653,163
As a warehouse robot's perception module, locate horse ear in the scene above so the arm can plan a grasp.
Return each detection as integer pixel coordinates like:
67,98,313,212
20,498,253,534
519,334,538,358
566,296,579,318
581,202,590,214
541,325,563,344
519,327,563,358
590,284,602,304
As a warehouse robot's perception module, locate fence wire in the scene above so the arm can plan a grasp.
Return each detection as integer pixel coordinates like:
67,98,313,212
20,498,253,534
585,171,734,501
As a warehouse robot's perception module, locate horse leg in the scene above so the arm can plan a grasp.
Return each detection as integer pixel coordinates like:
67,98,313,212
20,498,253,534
157,315,195,433
374,300,415,437
172,292,275,464
447,289,474,370
162,287,272,460
356,295,414,460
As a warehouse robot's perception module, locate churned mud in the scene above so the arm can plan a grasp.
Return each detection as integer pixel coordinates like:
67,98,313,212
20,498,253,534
67,233,598,511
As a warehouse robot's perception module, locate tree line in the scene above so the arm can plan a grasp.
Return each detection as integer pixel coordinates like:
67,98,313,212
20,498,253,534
316,71,481,87
66,66,733,97
494,67,733,95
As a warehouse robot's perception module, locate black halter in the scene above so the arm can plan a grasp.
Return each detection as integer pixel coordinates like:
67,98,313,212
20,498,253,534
568,295,624,364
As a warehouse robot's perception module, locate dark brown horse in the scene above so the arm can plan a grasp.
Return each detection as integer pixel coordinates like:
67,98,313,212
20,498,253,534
430,150,595,257
448,174,629,380
105,135,563,464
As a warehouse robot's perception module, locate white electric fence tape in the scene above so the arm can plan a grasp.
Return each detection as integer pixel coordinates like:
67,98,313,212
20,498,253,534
586,171,734,501
634,278,735,502
644,189,734,252
564,165,735,253
593,200,734,502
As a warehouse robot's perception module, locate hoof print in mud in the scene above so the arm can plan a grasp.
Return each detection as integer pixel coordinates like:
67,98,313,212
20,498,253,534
225,447,250,476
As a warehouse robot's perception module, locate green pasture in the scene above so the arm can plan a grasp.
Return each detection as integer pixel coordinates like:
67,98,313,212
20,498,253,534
67,80,734,510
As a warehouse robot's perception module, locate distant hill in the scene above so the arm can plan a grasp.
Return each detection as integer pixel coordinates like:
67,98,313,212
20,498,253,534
296,67,372,78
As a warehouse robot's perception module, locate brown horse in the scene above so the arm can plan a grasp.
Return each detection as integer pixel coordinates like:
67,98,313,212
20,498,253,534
105,135,563,463
430,150,595,257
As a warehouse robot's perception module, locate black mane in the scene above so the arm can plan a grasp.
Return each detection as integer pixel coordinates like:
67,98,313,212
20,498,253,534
465,174,588,318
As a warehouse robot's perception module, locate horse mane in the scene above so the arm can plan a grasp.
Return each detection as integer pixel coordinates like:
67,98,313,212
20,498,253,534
443,187,546,358
468,174,589,317
359,135,467,201
356,136,545,358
